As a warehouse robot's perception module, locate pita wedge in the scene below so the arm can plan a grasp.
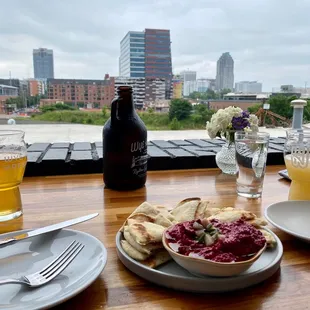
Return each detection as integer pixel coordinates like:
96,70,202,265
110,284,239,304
132,202,161,217
141,250,172,268
208,208,257,223
126,213,155,226
123,226,162,255
128,222,165,245
121,240,150,261
259,229,277,248
170,198,201,222
195,200,222,219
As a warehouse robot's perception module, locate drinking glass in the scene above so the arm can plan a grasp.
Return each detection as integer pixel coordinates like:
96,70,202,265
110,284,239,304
0,130,27,221
235,131,270,198
284,129,310,200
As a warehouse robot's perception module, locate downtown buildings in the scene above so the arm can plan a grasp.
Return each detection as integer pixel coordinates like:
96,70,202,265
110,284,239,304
119,28,173,108
33,48,54,79
215,52,234,91
235,81,262,93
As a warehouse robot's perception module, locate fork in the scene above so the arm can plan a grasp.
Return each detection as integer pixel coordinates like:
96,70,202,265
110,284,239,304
0,240,84,287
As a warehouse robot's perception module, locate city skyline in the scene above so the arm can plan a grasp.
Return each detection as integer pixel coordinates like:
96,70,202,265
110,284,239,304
1,0,310,91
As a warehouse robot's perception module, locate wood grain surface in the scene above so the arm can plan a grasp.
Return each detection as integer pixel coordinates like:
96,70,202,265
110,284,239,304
2,166,309,310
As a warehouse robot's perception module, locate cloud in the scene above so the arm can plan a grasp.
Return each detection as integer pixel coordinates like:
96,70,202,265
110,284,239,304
1,0,310,90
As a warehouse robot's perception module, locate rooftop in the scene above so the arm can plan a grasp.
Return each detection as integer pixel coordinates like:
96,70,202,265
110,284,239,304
0,84,18,89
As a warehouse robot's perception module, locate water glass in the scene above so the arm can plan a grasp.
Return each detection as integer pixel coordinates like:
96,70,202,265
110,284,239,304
235,132,270,198
0,130,27,221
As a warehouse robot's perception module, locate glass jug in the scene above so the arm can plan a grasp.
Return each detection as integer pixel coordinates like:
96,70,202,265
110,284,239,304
284,129,310,200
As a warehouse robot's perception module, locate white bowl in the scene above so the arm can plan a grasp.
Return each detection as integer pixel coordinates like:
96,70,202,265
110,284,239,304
162,232,266,277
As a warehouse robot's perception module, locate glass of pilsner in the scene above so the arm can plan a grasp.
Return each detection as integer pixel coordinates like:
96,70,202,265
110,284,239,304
284,129,310,200
0,130,27,221
235,131,270,198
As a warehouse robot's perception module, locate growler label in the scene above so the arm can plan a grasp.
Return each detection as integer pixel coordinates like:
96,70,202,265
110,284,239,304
130,141,147,177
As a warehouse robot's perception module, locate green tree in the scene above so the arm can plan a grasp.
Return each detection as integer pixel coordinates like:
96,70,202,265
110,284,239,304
5,97,24,109
189,89,219,100
169,98,192,120
248,103,262,114
219,88,232,99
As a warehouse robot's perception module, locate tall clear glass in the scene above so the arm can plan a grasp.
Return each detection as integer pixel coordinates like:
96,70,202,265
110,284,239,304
235,132,270,198
0,130,27,221
284,129,310,200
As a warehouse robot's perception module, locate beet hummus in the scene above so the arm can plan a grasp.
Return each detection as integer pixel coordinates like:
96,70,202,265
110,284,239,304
165,219,266,263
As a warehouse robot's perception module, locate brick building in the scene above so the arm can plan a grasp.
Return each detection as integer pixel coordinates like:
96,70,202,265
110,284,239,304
28,79,46,96
47,77,115,108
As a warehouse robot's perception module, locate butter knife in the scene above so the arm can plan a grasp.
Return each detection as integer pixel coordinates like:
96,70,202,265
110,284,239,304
0,213,99,247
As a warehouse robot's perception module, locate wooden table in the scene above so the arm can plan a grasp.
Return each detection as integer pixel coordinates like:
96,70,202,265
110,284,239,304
2,166,309,309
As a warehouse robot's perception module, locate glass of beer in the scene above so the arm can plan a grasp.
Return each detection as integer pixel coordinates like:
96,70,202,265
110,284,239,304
0,130,27,222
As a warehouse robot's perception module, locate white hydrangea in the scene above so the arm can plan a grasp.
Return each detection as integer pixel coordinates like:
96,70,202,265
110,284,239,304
206,106,259,139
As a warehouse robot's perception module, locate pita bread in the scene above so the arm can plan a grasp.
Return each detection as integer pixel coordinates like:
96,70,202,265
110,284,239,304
259,229,277,248
141,250,172,268
248,217,268,227
132,202,160,217
154,214,174,227
126,213,155,227
170,198,201,222
128,222,165,245
208,209,256,223
154,205,175,221
123,226,155,255
121,240,150,261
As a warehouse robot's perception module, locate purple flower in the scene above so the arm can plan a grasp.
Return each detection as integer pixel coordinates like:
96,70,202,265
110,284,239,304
232,116,250,130
242,111,250,118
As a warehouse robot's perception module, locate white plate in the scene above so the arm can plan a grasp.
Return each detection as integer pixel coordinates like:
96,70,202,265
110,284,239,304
265,200,310,242
116,228,283,293
0,229,107,310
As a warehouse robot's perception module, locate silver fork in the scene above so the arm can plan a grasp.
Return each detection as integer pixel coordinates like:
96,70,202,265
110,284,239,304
0,240,84,287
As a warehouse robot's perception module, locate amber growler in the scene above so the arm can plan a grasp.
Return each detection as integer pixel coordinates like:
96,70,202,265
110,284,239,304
103,86,147,190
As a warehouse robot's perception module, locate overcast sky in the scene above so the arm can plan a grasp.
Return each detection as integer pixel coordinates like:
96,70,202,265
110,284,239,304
1,0,310,91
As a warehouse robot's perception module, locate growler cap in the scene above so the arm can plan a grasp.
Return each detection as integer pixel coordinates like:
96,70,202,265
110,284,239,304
117,86,133,93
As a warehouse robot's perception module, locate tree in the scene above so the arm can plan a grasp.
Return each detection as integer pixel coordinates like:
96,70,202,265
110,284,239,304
5,97,24,109
169,99,192,120
219,88,232,98
268,95,296,119
27,95,41,107
189,89,219,100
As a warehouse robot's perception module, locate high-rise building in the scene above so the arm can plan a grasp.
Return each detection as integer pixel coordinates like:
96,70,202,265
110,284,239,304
119,31,145,78
33,48,54,79
215,52,234,91
180,70,196,83
119,29,172,100
235,81,262,93
180,70,196,96
144,29,172,80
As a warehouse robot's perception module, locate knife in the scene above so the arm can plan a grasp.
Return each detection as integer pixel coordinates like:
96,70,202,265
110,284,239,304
0,213,99,247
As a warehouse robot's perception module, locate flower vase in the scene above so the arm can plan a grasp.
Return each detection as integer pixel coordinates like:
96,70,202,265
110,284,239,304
216,141,238,175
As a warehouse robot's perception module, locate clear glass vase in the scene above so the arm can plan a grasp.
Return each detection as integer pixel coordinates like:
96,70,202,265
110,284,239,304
216,142,238,175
